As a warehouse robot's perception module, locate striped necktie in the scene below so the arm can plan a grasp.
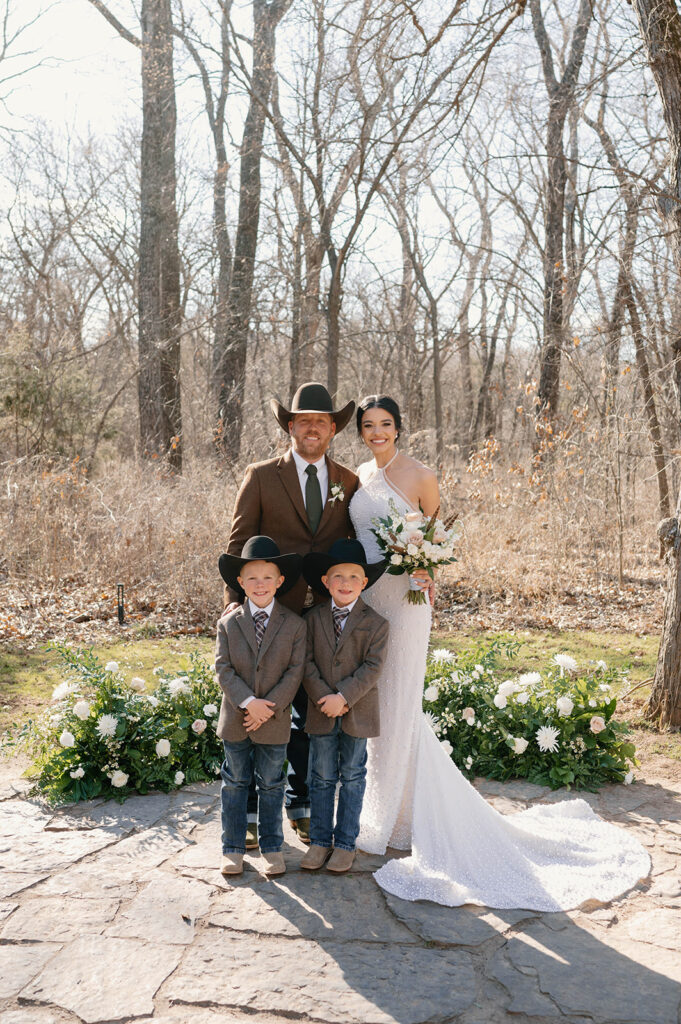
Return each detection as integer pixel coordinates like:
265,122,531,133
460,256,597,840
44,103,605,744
332,607,350,645
253,610,268,648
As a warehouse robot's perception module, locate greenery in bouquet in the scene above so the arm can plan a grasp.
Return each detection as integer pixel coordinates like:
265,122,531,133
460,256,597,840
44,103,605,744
4,644,224,803
422,638,638,790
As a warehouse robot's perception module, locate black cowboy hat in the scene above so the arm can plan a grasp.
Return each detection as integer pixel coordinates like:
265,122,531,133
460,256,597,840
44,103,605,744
270,381,355,434
302,539,387,598
219,536,303,602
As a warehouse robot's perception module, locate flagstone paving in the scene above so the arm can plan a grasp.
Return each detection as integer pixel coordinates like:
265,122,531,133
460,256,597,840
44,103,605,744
0,763,679,1024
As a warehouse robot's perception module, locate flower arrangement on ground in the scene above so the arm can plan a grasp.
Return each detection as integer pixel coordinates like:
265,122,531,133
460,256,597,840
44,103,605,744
5,644,223,803
370,499,462,604
423,639,637,790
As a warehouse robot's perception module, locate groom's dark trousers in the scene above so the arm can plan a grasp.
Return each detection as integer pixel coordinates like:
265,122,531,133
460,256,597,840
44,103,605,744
224,447,359,825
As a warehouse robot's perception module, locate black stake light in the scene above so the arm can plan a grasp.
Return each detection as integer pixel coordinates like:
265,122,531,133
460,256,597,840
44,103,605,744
117,583,125,625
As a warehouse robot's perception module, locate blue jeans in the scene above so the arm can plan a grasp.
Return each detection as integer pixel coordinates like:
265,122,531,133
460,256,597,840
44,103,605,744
308,720,367,852
221,739,287,854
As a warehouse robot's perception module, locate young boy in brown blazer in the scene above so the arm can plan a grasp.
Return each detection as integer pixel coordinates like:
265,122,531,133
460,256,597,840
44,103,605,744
300,539,389,874
216,536,306,878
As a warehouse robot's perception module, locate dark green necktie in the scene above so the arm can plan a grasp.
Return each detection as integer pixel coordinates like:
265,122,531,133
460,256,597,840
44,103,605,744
305,464,323,534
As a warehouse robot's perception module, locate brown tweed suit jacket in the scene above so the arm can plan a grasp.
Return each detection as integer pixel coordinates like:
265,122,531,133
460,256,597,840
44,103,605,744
303,598,389,738
215,601,306,745
225,448,359,614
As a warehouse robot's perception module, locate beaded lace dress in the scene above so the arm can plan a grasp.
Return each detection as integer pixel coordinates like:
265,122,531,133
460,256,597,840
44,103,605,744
350,459,650,910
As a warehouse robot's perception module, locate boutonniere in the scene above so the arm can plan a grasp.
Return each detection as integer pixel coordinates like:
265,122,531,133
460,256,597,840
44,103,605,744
328,482,345,505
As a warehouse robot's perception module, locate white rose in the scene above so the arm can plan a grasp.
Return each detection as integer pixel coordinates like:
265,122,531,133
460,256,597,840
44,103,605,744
175,770,185,785
73,700,91,721
203,704,218,717
406,529,424,546
423,685,439,702
624,771,634,785
440,739,453,756
69,766,85,779
390,554,403,565
599,684,611,692
111,770,128,788
474,664,485,674
104,661,119,673
589,716,606,734
588,698,598,708
493,693,507,709
515,691,530,705
556,696,574,717
405,512,422,523
130,677,146,693
59,730,75,748
461,707,475,725
146,695,159,707
512,737,529,754
465,755,473,769
406,543,418,556
191,719,207,735
432,529,448,544
497,681,517,698
155,738,171,757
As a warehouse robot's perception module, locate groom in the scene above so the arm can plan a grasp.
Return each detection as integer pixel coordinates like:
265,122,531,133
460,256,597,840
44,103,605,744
224,382,359,844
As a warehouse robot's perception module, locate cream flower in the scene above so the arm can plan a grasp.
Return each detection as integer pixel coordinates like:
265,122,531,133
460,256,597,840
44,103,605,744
96,714,118,739
431,649,455,664
517,672,541,688
461,707,475,725
406,529,424,546
493,693,507,709
554,654,577,676
464,755,473,769
73,700,91,721
599,684,611,692
423,685,439,702
406,543,418,556
588,698,598,708
390,553,403,565
536,725,560,753
405,512,422,523
432,529,448,544
497,680,517,699
175,770,185,785
129,677,146,693
596,660,608,672
168,678,190,696
203,704,218,717
515,691,530,705
424,711,440,733
155,738,171,757
146,695,159,707
589,716,606,734
69,766,85,779
474,664,485,674
624,771,634,785
104,661,119,673
440,739,453,756
556,696,574,717
512,737,529,754
52,681,75,701
111,770,128,788
59,730,75,748
191,719,207,735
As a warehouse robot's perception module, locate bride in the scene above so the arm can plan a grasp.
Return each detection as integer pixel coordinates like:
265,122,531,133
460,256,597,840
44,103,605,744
349,394,650,911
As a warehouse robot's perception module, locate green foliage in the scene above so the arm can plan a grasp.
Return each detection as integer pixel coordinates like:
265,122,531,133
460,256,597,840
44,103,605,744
4,644,223,803
423,638,637,790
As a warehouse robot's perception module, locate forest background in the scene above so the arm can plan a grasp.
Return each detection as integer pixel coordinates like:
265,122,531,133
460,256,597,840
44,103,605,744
1,0,680,735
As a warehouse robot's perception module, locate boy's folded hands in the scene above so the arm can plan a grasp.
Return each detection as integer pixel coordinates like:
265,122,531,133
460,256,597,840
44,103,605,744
243,698,276,732
317,693,350,718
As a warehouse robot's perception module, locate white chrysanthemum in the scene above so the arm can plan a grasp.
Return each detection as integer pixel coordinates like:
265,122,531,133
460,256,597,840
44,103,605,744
69,766,85,779
440,739,453,756
52,682,75,701
423,685,439,702
493,693,507,709
497,680,517,698
72,700,91,721
96,714,118,739
431,648,455,664
203,704,218,717
556,696,574,717
59,730,75,748
174,770,185,785
146,695,159,707
104,661,119,673
423,711,440,733
599,683,611,692
512,737,529,754
129,677,146,693
517,672,541,688
191,719,207,735
111,770,128,788
450,670,461,683
588,697,598,708
474,664,485,675
155,738,171,757
624,771,634,785
515,691,530,705
168,678,190,696
536,725,560,753
596,660,608,672
554,654,578,675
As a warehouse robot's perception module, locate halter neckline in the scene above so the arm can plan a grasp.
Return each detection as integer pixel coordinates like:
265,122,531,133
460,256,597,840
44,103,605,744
374,450,399,472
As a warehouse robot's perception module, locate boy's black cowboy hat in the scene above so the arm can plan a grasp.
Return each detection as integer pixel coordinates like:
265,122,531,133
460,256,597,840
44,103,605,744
302,538,386,598
219,536,303,602
270,381,355,434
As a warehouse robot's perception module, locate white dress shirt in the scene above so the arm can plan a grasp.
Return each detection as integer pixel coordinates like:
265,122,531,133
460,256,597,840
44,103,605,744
240,598,275,708
292,448,328,506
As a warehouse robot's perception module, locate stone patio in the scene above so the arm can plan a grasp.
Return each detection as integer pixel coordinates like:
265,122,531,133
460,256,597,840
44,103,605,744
0,764,679,1024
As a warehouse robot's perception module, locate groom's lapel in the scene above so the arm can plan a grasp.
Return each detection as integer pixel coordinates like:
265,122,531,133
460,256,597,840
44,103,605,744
277,449,309,530
316,456,342,534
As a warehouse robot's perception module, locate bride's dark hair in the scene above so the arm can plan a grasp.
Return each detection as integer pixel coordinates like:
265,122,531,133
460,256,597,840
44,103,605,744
356,395,403,440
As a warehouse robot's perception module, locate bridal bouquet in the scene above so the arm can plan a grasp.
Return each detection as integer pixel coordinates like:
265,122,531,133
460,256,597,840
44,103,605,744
371,500,462,605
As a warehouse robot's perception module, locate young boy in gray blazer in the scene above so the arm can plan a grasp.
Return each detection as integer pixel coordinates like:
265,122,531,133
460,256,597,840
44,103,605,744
216,536,306,879
300,539,389,874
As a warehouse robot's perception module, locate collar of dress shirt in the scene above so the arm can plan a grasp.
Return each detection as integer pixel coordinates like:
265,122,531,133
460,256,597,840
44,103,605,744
331,598,357,617
292,448,326,479
248,598,275,620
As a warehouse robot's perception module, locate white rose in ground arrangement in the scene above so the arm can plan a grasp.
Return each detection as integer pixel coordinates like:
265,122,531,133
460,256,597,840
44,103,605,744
73,700,91,720
493,693,507,709
191,719,207,735
512,737,529,755
440,739,453,756
589,716,606,734
497,680,517,699
155,738,171,757
69,766,85,779
515,691,530,705
59,730,75,748
423,685,439,702
111,770,128,788
130,677,146,692
203,704,218,717
52,682,75,701
556,696,574,717
104,661,119,673
174,771,185,785
461,707,475,725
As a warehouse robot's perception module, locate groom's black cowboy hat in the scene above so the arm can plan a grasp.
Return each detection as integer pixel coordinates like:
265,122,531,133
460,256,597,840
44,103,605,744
303,539,387,598
270,382,355,434
219,536,303,603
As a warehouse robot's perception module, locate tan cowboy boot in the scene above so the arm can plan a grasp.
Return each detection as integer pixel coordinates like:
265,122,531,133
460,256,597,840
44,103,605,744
300,844,332,870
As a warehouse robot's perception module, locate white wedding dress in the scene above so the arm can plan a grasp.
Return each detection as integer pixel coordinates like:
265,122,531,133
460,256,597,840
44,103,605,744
350,459,650,910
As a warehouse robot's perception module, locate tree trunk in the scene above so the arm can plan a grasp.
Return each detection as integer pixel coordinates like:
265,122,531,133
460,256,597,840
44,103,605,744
137,0,182,469
629,0,681,726
215,0,291,461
